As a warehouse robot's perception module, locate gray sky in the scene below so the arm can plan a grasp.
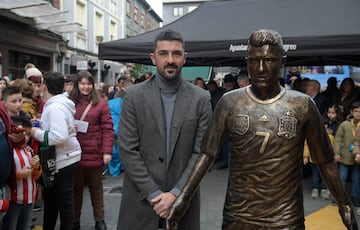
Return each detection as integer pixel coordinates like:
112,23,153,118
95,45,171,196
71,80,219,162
147,0,163,17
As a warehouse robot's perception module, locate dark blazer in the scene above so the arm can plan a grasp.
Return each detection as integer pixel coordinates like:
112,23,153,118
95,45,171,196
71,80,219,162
117,76,212,230
314,92,331,116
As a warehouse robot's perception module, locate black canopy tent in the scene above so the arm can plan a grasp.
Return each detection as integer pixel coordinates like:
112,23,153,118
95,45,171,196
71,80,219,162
99,0,360,67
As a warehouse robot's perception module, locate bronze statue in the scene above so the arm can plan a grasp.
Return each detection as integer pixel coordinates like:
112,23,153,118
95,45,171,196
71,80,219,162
166,29,358,230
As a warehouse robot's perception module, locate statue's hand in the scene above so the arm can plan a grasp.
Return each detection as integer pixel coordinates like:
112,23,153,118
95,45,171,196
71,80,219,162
165,219,178,230
339,204,358,230
165,194,190,230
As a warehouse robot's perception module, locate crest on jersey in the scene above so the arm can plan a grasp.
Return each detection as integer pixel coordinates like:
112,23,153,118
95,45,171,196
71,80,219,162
278,111,297,139
233,115,249,135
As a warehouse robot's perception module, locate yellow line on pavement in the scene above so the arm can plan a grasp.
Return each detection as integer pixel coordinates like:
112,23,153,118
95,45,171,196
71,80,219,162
305,205,346,230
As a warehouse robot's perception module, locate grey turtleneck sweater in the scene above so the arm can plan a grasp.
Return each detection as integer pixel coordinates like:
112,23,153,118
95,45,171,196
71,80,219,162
155,72,182,167
144,73,183,201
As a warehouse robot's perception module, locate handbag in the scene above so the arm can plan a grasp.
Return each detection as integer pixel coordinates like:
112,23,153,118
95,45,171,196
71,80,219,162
39,131,56,189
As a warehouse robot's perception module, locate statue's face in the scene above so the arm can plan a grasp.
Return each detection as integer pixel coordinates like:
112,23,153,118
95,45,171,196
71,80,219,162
247,45,283,91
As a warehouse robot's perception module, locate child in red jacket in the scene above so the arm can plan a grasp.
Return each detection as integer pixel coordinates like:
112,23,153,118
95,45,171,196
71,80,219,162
2,117,42,230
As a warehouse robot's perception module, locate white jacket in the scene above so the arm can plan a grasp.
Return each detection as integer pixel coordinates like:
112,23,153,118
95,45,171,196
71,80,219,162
34,94,81,171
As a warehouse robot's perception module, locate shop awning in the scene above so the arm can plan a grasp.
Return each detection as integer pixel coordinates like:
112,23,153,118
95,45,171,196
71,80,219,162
0,0,86,34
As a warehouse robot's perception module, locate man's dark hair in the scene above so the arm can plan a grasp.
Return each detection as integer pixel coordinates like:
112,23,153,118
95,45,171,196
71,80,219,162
224,74,237,83
207,80,218,88
248,29,284,54
11,116,32,128
351,101,360,110
43,71,65,95
153,29,185,50
65,74,78,83
1,86,21,101
117,76,127,83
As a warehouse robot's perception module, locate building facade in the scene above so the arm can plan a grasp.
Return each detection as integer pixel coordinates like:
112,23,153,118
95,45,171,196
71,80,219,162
0,0,162,85
60,0,162,85
162,0,212,25
0,1,70,80
125,0,162,37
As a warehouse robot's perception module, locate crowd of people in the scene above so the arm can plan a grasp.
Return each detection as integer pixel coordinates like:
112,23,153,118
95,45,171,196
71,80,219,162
0,28,359,230
0,64,141,229
283,66,360,213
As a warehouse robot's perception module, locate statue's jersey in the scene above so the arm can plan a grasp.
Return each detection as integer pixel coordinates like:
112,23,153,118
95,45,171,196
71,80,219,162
201,86,333,229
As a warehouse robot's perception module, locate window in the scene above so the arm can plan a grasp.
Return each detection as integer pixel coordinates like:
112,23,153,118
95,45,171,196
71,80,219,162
76,0,87,29
95,11,104,41
126,16,131,36
173,6,184,16
126,0,131,14
8,51,50,80
95,0,104,5
76,36,87,50
110,20,117,41
110,0,117,15
134,8,138,22
141,14,144,27
126,25,131,37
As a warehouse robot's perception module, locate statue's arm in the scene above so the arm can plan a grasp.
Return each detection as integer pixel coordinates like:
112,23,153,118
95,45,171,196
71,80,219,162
318,161,358,230
166,153,214,230
165,95,229,230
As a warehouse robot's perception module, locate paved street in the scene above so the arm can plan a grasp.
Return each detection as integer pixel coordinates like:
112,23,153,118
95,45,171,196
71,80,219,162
33,162,358,229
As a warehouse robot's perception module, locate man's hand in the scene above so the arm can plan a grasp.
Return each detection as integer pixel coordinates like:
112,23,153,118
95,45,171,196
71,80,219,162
31,155,40,170
18,167,32,179
103,154,112,164
339,204,358,229
9,130,25,144
303,158,309,165
31,127,40,139
151,192,176,218
334,154,341,162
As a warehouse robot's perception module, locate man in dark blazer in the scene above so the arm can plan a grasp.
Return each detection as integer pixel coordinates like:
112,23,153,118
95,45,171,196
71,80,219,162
117,29,212,230
304,79,331,116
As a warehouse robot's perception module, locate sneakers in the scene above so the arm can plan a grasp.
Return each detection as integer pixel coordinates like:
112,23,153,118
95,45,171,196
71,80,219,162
32,206,42,212
73,222,80,230
95,220,107,230
320,189,330,200
217,164,228,170
311,189,319,199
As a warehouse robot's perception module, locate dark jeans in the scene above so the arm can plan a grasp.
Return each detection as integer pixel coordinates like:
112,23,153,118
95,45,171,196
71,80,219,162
43,163,76,230
2,202,32,230
74,167,104,222
339,163,360,206
310,163,327,190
